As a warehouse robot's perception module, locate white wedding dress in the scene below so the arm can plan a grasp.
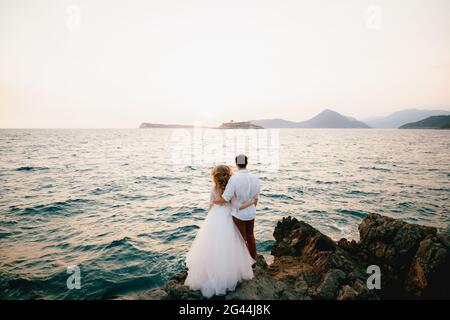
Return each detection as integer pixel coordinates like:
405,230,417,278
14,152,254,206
184,188,255,298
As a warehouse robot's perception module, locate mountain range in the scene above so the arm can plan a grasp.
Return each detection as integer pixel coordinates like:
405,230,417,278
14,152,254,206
251,109,369,128
139,108,450,129
364,108,450,128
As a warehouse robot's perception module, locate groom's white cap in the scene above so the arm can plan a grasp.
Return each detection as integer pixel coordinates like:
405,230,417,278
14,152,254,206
236,154,247,165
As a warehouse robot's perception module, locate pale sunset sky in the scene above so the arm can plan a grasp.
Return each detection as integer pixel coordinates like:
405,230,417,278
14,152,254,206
0,0,449,128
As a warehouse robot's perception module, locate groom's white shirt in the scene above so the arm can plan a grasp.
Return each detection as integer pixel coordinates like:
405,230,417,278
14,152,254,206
222,169,260,221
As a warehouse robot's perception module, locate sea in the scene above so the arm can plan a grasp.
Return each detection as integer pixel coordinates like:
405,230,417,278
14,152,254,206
0,128,449,299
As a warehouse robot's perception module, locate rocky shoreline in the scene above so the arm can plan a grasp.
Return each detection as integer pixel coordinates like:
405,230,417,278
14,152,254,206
135,213,450,300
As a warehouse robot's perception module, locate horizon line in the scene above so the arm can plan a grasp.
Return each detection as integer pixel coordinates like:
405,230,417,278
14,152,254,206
2,107,450,129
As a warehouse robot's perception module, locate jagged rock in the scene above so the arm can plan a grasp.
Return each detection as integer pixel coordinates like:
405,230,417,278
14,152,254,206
272,217,336,257
270,216,380,300
405,235,450,298
358,213,449,298
165,283,204,300
314,269,346,299
359,213,436,269
337,285,358,300
136,213,449,300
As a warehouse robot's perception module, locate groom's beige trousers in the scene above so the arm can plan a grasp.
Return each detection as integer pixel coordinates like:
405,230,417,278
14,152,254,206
232,216,256,260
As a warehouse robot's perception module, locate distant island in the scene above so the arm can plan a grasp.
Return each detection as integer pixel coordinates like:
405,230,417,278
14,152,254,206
399,115,450,129
139,109,369,129
139,108,450,129
218,121,264,129
364,108,450,128
251,109,370,128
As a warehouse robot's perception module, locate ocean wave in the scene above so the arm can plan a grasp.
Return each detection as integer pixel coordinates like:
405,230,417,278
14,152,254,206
417,207,435,215
0,273,62,300
347,190,381,196
105,236,135,249
428,187,450,192
192,207,206,213
308,210,327,215
359,166,391,172
0,220,17,226
260,193,295,201
163,225,200,243
259,176,275,182
10,198,92,216
167,211,192,222
256,239,275,252
98,275,162,300
115,194,150,201
0,231,15,239
15,166,49,172
156,206,206,217
90,184,122,195
71,243,104,252
176,224,200,233
398,202,414,208
287,187,305,194
315,180,339,185
155,206,171,212
135,175,180,183
335,209,368,219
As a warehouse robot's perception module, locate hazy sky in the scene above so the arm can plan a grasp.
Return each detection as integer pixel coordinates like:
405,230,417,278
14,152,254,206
1,0,450,128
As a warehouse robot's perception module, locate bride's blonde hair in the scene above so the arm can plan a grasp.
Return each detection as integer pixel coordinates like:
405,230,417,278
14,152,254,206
211,165,233,195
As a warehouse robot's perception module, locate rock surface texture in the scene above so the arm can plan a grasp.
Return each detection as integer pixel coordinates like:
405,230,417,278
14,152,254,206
142,213,450,300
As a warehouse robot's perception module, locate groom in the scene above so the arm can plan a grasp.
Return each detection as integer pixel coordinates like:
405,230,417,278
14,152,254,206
214,154,260,260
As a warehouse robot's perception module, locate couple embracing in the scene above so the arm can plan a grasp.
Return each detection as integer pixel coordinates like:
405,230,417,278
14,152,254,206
184,154,260,298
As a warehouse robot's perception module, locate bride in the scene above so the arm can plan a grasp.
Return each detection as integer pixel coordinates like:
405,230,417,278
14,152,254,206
184,165,256,298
